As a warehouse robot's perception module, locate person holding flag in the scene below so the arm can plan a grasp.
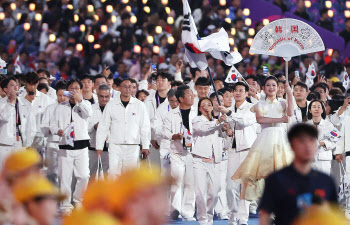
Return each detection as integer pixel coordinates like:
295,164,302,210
305,63,317,89
163,85,197,221
50,79,92,214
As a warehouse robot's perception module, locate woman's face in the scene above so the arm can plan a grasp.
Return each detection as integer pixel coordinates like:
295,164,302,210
199,99,213,118
264,79,278,97
310,101,323,118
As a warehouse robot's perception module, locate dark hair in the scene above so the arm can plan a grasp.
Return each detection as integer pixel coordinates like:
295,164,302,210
318,82,329,91
307,100,326,120
80,74,94,81
39,77,48,82
25,72,39,85
245,75,258,82
213,77,223,82
67,79,83,90
198,97,213,116
175,85,190,102
127,78,137,84
36,69,50,78
120,78,131,86
167,88,176,98
311,83,326,93
156,72,173,82
195,77,211,86
328,94,345,115
107,74,113,80
37,83,48,92
190,68,200,77
209,91,223,100
218,87,231,95
233,82,249,92
0,76,17,90
307,91,321,101
332,82,345,94
55,81,67,92
319,8,328,16
113,77,123,87
136,90,149,99
294,82,308,92
274,73,285,80
263,76,278,86
288,123,318,143
329,88,343,97
171,81,184,88
94,74,107,82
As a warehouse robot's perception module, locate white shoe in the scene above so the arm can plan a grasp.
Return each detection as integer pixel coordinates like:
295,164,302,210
218,213,229,220
345,210,350,220
183,217,196,221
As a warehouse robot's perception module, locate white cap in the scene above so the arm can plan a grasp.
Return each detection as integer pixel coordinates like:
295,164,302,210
159,63,169,70
49,75,56,81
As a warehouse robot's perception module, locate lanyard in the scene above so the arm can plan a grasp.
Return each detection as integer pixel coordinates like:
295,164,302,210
294,109,299,123
168,104,170,112
157,93,161,107
16,102,19,125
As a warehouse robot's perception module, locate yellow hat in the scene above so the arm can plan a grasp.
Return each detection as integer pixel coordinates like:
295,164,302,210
3,148,41,176
83,163,165,213
329,77,340,83
62,209,120,225
11,174,64,203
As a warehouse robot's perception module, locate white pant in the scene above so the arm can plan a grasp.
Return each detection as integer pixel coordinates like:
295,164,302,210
89,150,109,181
58,148,89,210
214,159,229,216
193,157,220,225
108,144,140,179
345,156,350,209
46,142,59,186
159,148,170,177
226,148,251,224
170,151,195,219
0,140,22,169
149,145,161,171
312,160,331,175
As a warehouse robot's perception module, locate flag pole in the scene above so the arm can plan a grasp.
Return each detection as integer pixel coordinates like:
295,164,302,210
206,67,221,106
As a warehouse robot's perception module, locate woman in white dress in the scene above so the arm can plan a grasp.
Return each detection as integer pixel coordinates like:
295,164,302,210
306,99,339,175
232,76,294,200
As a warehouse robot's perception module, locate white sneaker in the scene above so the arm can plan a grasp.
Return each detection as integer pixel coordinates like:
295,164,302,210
218,213,229,220
345,210,350,220
183,217,196,221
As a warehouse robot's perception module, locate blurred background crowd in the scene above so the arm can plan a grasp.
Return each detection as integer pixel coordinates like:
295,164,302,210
0,0,349,85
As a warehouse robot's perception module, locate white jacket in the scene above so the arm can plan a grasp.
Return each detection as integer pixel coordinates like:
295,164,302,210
306,119,338,161
0,97,36,147
163,106,197,154
19,91,55,139
50,100,92,144
227,101,258,151
96,96,150,150
289,98,310,126
153,101,172,151
144,91,168,139
41,102,60,142
88,103,109,149
47,86,57,100
192,115,223,163
334,115,350,155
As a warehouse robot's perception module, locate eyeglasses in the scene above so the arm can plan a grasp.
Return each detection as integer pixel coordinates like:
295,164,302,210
121,85,132,89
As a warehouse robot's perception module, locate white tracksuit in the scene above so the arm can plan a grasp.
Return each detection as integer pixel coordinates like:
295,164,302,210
334,115,350,208
96,96,150,179
163,106,197,219
289,98,310,126
0,97,33,166
144,91,168,169
51,99,92,210
41,102,60,186
88,103,110,180
192,115,223,225
226,101,258,225
306,119,338,175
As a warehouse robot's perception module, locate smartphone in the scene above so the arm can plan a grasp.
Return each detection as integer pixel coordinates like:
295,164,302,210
295,71,299,78
346,92,350,99
151,64,157,73
263,66,268,76
63,91,72,97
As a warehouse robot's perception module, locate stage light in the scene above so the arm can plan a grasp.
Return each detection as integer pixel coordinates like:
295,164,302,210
49,34,56,42
243,8,250,16
88,35,94,43
248,28,255,36
76,43,83,51
134,45,141,53
23,23,30,31
245,18,251,26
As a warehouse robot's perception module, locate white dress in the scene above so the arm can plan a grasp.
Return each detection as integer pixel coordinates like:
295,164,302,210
232,98,294,201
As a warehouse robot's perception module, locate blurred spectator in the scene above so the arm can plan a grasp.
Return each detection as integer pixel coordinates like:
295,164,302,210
340,18,350,45
273,0,288,13
294,0,310,21
316,8,334,32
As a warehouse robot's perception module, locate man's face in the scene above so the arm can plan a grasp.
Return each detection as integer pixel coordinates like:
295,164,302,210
212,95,224,112
67,82,82,99
25,82,39,94
94,78,107,91
233,85,248,102
81,79,93,92
290,135,317,163
98,89,111,107
214,80,224,90
246,78,259,92
56,89,67,103
137,92,148,102
222,91,232,108
131,82,137,97
315,87,327,102
4,80,18,96
37,72,48,79
293,85,307,102
180,89,194,106
156,77,169,92
27,198,58,225
168,96,179,109
120,80,132,98
195,85,210,99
